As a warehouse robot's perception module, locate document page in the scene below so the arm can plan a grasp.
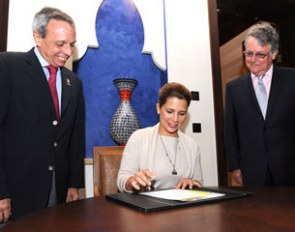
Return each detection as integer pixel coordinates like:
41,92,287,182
139,189,225,202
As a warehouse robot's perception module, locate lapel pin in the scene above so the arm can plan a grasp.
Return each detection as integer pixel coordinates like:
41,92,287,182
66,78,71,86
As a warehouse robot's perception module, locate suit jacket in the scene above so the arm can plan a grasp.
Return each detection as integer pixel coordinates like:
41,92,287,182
224,65,295,186
0,49,85,219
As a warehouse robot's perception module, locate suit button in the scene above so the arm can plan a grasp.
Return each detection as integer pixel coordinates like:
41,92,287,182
52,120,58,126
53,142,58,147
48,166,54,171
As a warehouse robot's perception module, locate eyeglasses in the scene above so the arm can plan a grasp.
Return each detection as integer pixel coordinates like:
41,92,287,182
243,51,271,59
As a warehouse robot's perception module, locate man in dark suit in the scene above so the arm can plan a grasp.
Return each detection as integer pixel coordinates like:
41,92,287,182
0,7,85,223
224,22,295,186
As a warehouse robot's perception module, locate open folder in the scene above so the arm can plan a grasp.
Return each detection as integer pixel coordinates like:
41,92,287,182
106,187,252,212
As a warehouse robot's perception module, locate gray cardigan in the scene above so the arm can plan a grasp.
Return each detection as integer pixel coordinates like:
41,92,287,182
117,123,203,192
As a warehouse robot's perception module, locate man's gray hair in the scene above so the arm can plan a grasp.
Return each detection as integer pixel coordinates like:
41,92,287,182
32,7,75,38
244,21,279,53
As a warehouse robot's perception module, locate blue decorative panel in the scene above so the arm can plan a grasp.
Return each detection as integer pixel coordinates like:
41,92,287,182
73,0,167,157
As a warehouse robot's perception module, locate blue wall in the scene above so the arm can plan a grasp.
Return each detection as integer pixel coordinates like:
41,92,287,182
74,0,167,157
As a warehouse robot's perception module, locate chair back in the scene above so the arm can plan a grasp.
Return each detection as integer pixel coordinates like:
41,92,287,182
93,146,124,197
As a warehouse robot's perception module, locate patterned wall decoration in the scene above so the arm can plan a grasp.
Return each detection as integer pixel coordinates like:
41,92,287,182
74,0,167,157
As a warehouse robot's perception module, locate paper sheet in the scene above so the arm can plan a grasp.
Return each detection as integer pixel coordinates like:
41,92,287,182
139,189,225,201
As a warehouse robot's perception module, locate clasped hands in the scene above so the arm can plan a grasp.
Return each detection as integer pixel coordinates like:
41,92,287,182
0,198,11,224
126,169,202,191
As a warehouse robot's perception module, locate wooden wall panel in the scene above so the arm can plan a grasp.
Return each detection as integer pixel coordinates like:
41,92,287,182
207,0,228,186
220,29,248,106
0,0,9,51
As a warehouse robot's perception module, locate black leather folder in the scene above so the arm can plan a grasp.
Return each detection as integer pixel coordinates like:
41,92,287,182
105,187,252,212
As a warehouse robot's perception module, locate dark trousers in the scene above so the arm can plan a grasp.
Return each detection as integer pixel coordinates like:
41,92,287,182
47,170,57,208
264,166,275,186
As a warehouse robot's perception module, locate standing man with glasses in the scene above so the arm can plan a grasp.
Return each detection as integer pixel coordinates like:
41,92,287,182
0,7,85,224
224,22,295,186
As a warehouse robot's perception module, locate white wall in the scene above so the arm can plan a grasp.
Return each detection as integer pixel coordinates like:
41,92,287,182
7,0,100,60
164,0,218,187
8,0,218,198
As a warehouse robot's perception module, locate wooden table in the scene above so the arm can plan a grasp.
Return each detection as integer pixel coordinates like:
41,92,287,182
2,187,295,232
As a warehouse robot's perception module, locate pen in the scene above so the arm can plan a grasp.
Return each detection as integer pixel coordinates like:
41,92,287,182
145,179,155,191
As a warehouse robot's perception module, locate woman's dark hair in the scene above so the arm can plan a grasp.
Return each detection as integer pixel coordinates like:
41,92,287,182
159,82,192,107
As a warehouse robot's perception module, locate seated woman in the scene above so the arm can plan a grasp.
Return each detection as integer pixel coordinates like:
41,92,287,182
117,82,203,192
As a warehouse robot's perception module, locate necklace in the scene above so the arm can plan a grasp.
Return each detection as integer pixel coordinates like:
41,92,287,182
159,135,179,175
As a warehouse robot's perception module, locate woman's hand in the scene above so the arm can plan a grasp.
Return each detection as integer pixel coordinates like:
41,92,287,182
126,169,156,191
176,178,202,189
